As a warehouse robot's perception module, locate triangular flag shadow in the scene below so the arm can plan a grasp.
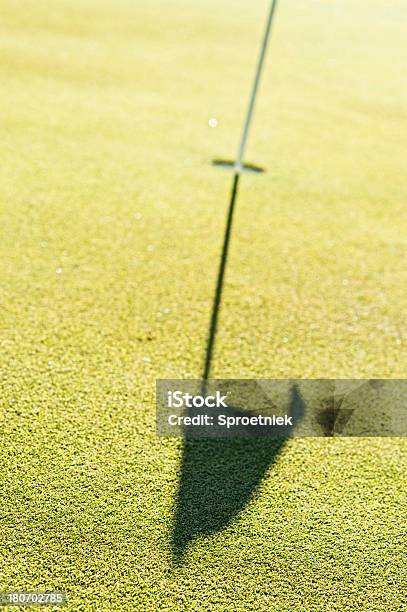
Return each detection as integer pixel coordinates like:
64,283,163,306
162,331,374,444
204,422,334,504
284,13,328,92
171,385,304,562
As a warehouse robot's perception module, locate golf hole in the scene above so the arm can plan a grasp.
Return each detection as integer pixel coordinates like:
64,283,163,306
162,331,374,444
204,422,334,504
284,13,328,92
212,159,265,174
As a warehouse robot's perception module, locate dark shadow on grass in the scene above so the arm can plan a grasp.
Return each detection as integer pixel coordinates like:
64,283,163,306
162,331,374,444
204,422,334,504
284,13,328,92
202,172,240,384
172,385,304,563
171,140,301,563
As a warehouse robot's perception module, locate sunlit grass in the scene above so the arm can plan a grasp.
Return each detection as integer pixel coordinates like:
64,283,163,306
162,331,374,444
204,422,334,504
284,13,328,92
0,0,406,609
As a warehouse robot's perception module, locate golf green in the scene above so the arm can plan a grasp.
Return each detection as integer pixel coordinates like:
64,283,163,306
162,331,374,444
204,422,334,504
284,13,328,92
0,0,406,610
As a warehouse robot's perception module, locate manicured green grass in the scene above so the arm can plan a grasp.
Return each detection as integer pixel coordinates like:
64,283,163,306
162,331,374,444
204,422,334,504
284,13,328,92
0,0,406,609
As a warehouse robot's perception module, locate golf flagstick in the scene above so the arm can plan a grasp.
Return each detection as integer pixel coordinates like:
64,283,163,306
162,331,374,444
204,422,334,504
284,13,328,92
202,0,279,389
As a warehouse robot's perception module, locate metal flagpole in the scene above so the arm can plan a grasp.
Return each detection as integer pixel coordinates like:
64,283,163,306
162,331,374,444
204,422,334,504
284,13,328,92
202,0,279,385
235,0,279,173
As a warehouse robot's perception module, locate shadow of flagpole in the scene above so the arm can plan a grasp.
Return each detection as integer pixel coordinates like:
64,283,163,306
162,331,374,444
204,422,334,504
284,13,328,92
201,172,240,389
202,0,278,387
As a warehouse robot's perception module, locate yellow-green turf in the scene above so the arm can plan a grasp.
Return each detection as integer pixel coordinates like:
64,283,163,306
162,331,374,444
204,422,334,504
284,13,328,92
0,0,406,610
